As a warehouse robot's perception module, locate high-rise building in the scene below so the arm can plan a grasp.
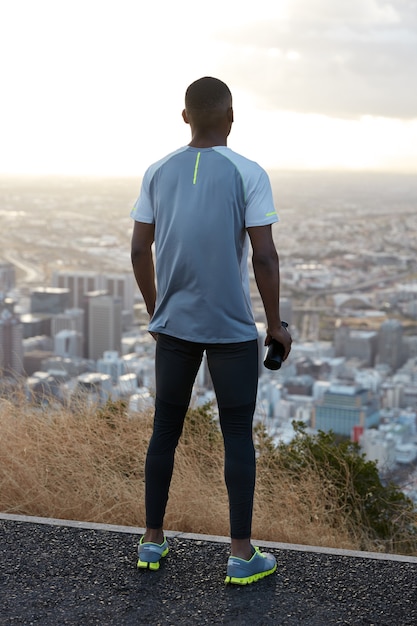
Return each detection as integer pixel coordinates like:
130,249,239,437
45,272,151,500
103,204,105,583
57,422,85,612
54,329,83,358
82,290,107,358
380,382,403,409
104,273,135,314
51,308,84,337
97,350,127,383
88,295,122,361
378,319,404,372
0,262,15,294
30,287,70,315
104,273,135,329
74,372,112,405
313,383,379,437
20,313,52,339
334,326,378,366
0,305,24,376
52,271,104,309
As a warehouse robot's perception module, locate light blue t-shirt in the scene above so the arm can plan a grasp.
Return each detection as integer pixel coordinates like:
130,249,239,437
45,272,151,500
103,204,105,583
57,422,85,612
131,145,278,343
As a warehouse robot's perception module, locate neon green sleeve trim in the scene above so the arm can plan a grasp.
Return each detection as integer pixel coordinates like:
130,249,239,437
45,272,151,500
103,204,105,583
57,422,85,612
193,152,201,184
265,211,277,216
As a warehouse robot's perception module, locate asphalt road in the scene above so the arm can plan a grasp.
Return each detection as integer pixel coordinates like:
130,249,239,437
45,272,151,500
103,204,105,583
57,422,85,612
1,514,417,625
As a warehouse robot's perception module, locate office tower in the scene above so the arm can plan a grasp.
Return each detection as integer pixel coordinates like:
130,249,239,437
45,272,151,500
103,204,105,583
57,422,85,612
380,382,403,409
403,386,417,410
52,271,104,309
82,290,108,358
75,372,112,405
335,326,377,366
104,273,135,329
42,356,92,379
404,336,417,359
378,319,404,372
97,350,127,383
0,297,17,315
54,329,83,358
0,306,24,376
51,308,84,337
0,262,15,293
313,383,379,437
88,295,122,361
104,273,135,314
30,287,70,315
334,323,348,358
25,372,58,403
23,332,54,376
20,313,52,339
116,373,138,397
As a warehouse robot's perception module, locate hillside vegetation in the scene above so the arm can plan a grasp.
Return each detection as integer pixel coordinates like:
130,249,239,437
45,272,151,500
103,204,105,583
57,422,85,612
1,396,416,555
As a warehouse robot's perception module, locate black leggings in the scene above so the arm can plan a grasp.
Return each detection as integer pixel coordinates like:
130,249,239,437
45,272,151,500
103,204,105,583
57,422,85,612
145,333,259,539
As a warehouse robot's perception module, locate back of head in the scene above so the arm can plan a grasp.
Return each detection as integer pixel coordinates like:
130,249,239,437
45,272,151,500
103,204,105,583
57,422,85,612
185,77,232,115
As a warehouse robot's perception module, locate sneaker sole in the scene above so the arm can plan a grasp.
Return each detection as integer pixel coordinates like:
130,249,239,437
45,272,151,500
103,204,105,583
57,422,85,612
137,546,169,570
224,562,277,585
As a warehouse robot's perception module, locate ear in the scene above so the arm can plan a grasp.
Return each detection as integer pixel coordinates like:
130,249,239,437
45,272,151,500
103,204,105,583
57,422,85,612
228,107,234,124
182,109,190,124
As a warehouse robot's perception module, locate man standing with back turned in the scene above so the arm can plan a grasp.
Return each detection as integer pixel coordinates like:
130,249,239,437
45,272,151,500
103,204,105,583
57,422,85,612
131,77,292,585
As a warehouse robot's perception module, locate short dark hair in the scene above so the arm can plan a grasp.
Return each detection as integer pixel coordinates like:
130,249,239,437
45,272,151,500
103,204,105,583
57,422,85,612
185,77,232,112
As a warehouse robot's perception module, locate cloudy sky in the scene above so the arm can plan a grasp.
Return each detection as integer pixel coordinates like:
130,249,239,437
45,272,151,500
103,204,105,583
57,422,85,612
1,0,417,175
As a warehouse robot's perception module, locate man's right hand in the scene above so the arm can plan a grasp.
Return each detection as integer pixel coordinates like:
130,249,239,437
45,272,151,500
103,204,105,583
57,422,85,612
265,324,292,361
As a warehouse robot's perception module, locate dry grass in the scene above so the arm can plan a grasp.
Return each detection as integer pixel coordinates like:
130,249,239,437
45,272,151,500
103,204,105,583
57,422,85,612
0,396,146,525
0,395,406,552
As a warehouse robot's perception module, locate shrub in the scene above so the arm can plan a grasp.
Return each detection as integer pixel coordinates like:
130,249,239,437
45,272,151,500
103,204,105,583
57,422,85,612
255,420,417,555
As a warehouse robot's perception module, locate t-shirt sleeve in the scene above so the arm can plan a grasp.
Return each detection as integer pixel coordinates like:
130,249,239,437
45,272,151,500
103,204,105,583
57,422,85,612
130,168,154,224
245,168,279,227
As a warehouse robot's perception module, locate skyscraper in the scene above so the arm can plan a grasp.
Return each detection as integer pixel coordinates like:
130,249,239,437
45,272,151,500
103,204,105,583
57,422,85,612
51,308,84,337
54,329,83,358
104,273,135,329
52,271,104,309
104,273,135,314
31,287,70,315
378,319,404,372
88,295,122,361
0,262,15,294
313,383,380,437
0,305,23,376
97,350,127,383
335,325,378,367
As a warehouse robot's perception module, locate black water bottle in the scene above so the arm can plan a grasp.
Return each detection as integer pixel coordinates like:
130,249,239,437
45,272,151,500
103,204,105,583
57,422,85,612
263,321,289,370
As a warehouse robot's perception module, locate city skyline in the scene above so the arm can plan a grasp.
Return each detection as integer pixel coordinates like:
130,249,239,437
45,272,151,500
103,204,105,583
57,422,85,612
1,167,417,501
1,0,417,176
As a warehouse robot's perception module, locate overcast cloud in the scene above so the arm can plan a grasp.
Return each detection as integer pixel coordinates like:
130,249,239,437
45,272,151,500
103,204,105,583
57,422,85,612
217,0,417,119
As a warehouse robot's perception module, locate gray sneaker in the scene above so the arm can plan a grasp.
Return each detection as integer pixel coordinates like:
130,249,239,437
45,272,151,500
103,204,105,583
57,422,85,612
137,536,169,570
225,546,277,585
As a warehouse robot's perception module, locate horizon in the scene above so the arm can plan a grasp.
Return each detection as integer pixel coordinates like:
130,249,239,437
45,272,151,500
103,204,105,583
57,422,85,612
1,167,417,180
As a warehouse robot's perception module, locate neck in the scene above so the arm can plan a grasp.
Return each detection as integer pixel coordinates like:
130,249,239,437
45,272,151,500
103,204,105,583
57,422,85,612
188,130,228,148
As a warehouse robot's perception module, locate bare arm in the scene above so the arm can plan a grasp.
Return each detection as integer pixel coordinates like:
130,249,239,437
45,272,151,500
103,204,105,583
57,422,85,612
131,221,156,319
247,224,292,360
